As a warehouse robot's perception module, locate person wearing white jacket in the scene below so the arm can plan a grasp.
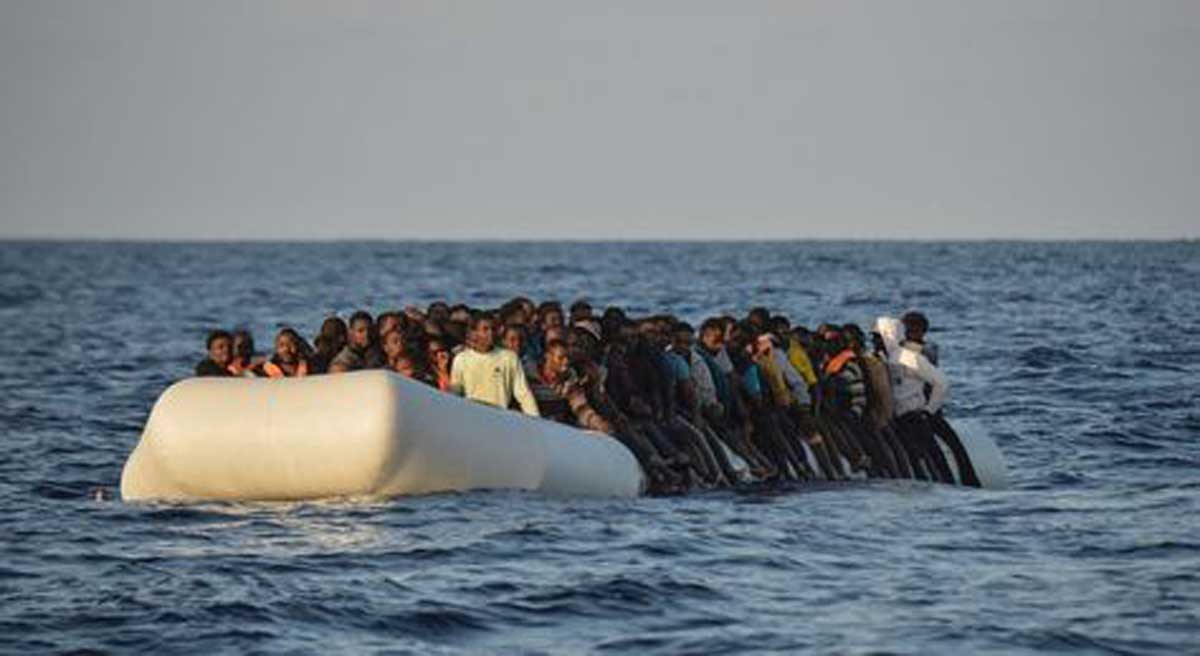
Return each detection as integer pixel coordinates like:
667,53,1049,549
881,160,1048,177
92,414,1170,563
873,316,955,483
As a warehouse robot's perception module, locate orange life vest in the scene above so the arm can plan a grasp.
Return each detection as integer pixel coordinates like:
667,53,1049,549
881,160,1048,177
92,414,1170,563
824,349,856,376
263,359,309,378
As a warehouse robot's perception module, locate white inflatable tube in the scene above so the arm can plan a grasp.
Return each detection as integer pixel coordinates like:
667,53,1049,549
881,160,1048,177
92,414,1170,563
937,418,1009,489
121,370,645,502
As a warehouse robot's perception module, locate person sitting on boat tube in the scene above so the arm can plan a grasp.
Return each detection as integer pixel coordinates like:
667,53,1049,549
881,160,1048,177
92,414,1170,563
450,314,540,416
260,327,312,378
529,339,610,431
379,321,404,360
228,329,266,377
194,330,234,377
422,338,454,391
328,311,384,373
310,316,348,375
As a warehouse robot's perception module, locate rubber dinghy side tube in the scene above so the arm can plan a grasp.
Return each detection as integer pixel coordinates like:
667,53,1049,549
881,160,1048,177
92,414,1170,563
120,370,645,502
932,418,1009,490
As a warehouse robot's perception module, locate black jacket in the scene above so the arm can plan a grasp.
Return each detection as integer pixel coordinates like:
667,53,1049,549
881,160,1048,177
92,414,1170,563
194,358,231,377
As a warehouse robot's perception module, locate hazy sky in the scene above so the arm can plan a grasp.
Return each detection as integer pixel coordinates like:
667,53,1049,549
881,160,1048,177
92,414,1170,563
1,1,1197,240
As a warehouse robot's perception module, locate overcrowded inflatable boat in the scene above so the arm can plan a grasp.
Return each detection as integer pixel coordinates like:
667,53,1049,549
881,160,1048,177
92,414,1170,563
120,370,1006,502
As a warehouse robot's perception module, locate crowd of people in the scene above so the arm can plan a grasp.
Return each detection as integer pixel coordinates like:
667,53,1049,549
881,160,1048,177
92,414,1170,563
194,298,980,494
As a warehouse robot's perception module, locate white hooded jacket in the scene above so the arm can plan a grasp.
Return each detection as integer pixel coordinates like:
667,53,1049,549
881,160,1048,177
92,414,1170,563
874,316,948,417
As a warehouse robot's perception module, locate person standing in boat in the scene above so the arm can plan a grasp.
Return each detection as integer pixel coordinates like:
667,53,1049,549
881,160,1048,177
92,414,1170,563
899,311,980,486
194,330,234,377
450,314,539,416
874,315,956,483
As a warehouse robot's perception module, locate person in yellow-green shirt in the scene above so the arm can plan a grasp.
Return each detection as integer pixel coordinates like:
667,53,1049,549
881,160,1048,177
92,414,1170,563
786,328,818,389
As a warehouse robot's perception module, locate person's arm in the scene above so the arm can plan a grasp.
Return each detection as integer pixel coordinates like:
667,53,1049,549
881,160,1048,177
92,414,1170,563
690,353,719,410
916,354,948,414
449,352,466,396
564,382,612,433
774,348,809,405
758,354,791,408
509,354,540,416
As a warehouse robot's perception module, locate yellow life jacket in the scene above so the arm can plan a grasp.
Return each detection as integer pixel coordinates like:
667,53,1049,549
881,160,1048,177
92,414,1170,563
787,340,818,387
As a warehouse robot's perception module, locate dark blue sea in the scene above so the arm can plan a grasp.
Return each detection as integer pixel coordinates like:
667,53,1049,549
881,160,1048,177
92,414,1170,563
2,241,1198,654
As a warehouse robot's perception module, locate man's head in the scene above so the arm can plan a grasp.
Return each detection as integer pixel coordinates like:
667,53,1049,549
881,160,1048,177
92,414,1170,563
382,329,405,360
316,316,347,353
468,314,496,352
376,312,402,340
821,328,847,355
207,330,233,367
569,299,593,324
537,301,564,331
842,323,866,353
499,301,526,328
514,297,537,326
232,330,255,363
791,325,812,348
699,318,725,353
901,311,929,343
542,339,571,378
747,307,771,329
274,328,302,364
671,322,695,354
501,323,526,354
427,301,451,324
600,308,627,343
637,319,665,347
768,315,791,337
601,305,626,323
567,324,600,363
348,311,374,350
426,338,451,371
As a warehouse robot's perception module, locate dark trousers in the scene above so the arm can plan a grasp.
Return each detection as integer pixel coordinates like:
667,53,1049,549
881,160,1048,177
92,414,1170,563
895,411,955,484
928,413,981,487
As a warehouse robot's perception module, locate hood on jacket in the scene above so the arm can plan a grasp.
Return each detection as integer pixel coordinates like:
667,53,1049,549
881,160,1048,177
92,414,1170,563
873,316,903,359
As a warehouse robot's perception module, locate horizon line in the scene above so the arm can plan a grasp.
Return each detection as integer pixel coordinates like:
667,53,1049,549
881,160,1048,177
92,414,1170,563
1,236,1197,245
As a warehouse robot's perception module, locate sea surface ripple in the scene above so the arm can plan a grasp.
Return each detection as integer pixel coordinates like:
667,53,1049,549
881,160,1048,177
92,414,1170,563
1,241,1197,654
